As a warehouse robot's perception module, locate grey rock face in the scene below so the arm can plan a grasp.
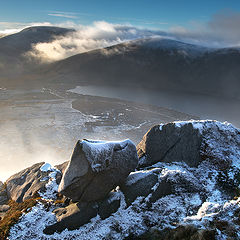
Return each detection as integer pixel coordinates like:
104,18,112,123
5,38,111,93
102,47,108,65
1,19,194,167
137,122,202,168
55,161,69,185
0,181,8,205
120,166,201,205
59,139,138,202
44,202,98,234
98,191,121,220
6,162,50,202
120,168,172,205
44,191,121,234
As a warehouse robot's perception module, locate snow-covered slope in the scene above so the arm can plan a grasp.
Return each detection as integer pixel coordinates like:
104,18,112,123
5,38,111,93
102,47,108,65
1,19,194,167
6,120,240,240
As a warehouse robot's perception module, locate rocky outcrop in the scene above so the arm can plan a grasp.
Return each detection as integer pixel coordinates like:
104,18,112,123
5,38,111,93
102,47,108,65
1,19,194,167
137,122,202,168
44,202,98,234
6,162,50,202
55,161,69,185
120,169,172,205
59,139,138,202
137,120,240,169
120,166,202,205
44,191,121,234
0,181,8,205
4,120,240,239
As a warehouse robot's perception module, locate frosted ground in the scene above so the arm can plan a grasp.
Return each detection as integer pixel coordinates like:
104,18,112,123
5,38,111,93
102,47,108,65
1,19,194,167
0,87,195,181
8,120,240,240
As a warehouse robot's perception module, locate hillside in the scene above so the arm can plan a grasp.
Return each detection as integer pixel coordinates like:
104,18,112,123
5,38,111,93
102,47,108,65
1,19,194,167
0,26,74,81
39,37,240,100
0,120,240,239
0,27,240,100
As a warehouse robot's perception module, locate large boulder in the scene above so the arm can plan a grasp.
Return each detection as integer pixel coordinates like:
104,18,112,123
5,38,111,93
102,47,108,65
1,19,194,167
44,202,98,234
6,162,50,202
44,191,121,234
137,120,240,169
59,139,138,202
137,122,202,168
120,167,201,205
120,169,161,205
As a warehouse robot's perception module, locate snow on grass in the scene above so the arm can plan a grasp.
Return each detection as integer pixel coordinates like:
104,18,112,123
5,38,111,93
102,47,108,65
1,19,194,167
39,163,60,200
8,159,240,239
9,203,57,240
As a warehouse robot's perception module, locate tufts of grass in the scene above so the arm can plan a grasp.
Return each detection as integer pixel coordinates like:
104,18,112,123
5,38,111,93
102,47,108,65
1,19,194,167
0,198,39,239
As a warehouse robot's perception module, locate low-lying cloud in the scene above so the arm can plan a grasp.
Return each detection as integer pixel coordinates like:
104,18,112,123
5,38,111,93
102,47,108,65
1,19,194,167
26,21,163,62
0,9,238,63
170,9,240,47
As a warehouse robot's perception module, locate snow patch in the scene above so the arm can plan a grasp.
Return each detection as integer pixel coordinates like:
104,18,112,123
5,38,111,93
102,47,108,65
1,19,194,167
82,139,133,172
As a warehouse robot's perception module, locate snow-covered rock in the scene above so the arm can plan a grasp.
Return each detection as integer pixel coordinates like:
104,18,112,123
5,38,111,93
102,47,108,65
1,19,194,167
5,120,240,239
137,120,240,170
43,191,121,235
59,139,138,202
6,162,52,202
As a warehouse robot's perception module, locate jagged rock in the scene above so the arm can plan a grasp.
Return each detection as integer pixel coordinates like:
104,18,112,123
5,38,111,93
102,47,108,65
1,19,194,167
44,202,98,234
0,204,10,219
59,139,138,202
120,169,159,204
120,168,172,205
137,122,202,168
55,161,69,185
120,166,202,205
44,191,121,234
0,181,8,205
55,161,69,175
98,191,121,220
137,120,240,169
6,162,50,202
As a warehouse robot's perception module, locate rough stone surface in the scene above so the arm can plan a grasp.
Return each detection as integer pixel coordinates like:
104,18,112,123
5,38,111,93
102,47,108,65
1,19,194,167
98,191,121,220
0,181,8,205
44,191,121,234
120,168,172,205
137,122,202,168
55,161,69,185
59,139,138,202
6,162,50,202
44,202,98,234
0,204,10,219
55,161,69,175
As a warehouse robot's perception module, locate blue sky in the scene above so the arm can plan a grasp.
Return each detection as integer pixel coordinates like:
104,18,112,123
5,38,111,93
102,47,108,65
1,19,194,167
1,0,240,30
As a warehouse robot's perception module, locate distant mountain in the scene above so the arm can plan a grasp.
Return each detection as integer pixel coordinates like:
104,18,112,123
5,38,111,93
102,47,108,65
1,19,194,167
39,37,240,100
0,26,73,56
0,26,74,81
1,27,240,100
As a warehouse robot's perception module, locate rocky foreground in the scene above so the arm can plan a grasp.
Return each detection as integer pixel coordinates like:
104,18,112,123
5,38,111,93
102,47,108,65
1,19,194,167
1,120,240,239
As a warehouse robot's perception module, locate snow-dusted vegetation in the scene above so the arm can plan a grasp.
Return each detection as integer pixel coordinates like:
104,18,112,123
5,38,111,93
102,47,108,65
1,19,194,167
5,120,240,240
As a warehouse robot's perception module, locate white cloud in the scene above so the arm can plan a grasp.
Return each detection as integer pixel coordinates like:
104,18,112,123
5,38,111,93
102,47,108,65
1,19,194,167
169,10,240,47
3,9,240,62
0,21,53,34
48,13,78,19
26,21,159,62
